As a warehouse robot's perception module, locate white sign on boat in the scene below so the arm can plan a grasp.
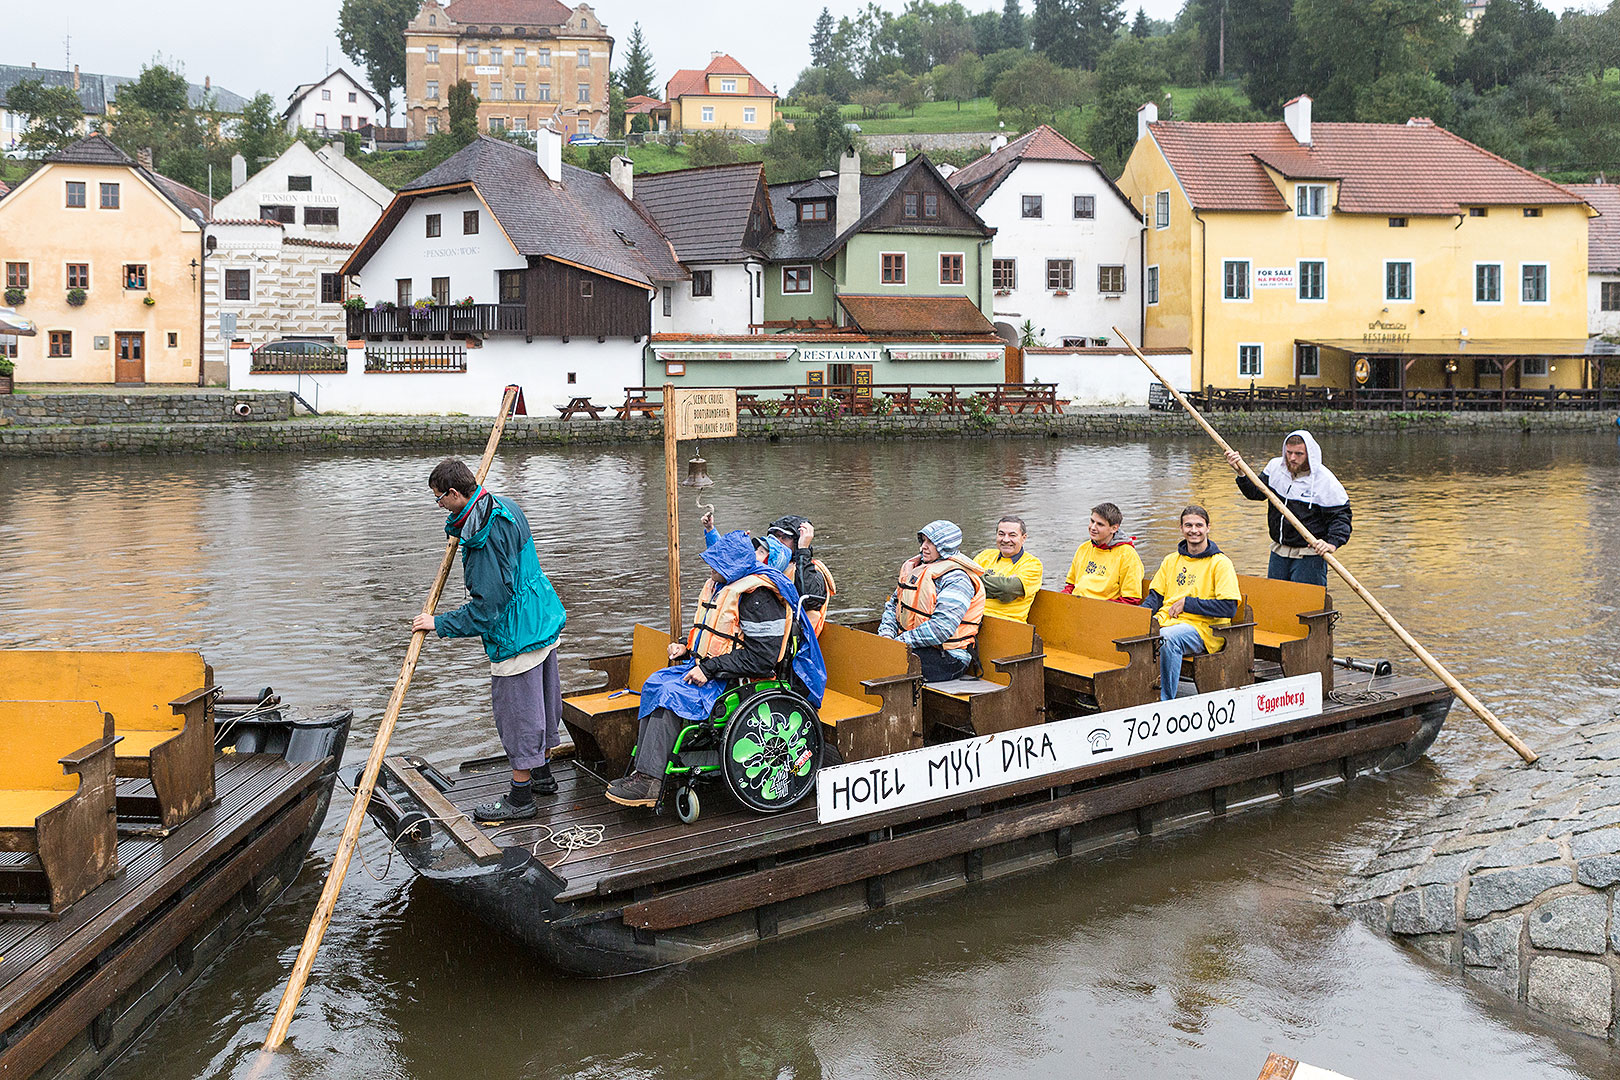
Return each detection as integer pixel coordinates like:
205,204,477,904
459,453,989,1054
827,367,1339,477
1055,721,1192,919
815,673,1323,824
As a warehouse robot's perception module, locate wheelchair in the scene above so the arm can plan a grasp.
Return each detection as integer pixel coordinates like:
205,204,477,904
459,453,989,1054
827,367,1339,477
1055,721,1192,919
659,678,824,824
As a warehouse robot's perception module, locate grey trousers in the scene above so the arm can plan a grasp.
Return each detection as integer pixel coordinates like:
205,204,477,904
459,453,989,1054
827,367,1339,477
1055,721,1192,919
632,707,684,777
490,651,562,771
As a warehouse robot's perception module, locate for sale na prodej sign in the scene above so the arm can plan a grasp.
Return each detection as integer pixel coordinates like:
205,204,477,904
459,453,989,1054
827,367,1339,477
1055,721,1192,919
815,673,1323,824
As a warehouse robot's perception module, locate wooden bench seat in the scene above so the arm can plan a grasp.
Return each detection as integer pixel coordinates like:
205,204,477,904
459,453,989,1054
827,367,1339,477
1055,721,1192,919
562,624,670,776
1176,602,1256,695
1028,590,1157,715
0,700,120,913
815,623,922,762
0,651,217,829
922,615,1046,738
1239,574,1336,691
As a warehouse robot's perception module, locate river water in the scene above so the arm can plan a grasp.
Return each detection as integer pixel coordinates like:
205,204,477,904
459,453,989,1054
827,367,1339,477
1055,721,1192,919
3,431,1619,1080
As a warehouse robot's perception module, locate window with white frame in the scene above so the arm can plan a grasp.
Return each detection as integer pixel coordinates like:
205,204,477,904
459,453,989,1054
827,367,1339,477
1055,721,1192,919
426,45,439,63
1521,263,1548,303
1238,344,1263,377
321,89,331,100
577,48,590,67
426,116,439,134
1296,184,1327,218
466,46,478,64
514,83,526,100
743,107,756,123
537,85,552,101
1475,263,1502,303
1298,260,1325,301
1073,194,1094,219
1155,190,1169,229
1522,356,1549,376
577,84,590,103
1098,265,1125,294
538,48,551,66
993,259,1016,290
1046,259,1073,291
1296,344,1320,378
721,78,737,92
1385,260,1413,301
514,47,526,64
701,105,714,122
490,82,503,100
1146,265,1159,305
426,80,439,99
1223,260,1250,300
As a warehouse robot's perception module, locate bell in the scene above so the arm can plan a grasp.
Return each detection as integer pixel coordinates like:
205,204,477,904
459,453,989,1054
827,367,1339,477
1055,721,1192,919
680,456,713,488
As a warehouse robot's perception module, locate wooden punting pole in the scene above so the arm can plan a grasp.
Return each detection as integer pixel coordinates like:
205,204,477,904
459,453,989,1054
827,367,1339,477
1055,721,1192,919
663,381,682,637
1111,326,1538,765
261,385,521,1052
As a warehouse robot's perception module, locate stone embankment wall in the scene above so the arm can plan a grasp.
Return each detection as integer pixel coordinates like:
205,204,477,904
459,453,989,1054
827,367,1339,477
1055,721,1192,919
0,403,1614,456
0,392,293,426
1338,707,1620,1040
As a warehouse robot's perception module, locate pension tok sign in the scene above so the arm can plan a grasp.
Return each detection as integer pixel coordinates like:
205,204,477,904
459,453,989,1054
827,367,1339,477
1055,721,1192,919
669,387,738,440
816,673,1322,823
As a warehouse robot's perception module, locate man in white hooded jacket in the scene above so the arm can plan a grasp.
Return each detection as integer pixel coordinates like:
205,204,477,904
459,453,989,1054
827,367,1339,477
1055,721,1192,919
1225,429,1351,587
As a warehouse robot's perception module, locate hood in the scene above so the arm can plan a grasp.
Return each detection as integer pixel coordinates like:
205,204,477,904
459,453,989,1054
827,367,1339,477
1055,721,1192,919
1262,429,1349,508
700,530,764,584
1285,429,1323,473
917,519,964,558
445,486,490,544
1177,539,1224,559
767,515,807,543
1094,534,1136,550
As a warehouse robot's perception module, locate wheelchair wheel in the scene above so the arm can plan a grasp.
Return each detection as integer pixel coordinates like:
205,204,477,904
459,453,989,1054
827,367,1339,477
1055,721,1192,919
674,785,701,824
721,687,822,813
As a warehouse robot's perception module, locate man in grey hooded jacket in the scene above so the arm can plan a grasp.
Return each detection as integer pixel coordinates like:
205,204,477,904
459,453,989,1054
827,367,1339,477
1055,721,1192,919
1225,429,1352,587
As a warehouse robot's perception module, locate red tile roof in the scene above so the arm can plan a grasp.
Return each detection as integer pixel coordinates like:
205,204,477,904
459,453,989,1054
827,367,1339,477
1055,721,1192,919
0,180,8,200
949,123,1136,214
285,236,357,250
624,94,665,114
443,0,572,26
1149,120,1588,215
1570,183,1620,273
209,217,284,227
665,55,776,101
838,295,996,336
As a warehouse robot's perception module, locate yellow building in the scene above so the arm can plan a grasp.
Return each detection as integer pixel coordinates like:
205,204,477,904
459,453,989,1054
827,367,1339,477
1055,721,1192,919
0,135,205,384
1118,97,1594,392
403,0,613,142
665,54,776,133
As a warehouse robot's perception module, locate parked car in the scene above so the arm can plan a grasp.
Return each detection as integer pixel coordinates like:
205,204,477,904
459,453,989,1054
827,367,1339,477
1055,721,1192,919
843,122,862,133
249,339,346,370
568,133,605,146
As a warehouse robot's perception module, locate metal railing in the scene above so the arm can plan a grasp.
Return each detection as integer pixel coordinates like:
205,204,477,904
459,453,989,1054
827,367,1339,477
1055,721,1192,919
346,303,526,338
363,345,468,373
1189,384,1619,412
249,352,347,374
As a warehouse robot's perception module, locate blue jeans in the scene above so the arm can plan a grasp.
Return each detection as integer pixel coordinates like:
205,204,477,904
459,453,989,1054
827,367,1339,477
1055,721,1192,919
1158,622,1207,700
1269,551,1328,587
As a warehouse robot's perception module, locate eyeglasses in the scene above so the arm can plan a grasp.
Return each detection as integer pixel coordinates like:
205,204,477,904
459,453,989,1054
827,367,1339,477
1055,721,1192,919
431,490,449,506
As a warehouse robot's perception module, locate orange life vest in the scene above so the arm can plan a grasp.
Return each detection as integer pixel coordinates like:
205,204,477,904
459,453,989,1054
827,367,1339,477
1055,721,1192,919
688,574,793,664
786,557,837,637
893,555,987,651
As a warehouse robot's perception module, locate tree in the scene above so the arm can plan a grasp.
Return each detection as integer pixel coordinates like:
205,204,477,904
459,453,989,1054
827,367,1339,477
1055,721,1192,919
1087,37,1166,171
1131,7,1150,38
687,130,741,167
1002,0,1029,51
6,79,83,158
616,22,657,99
1075,0,1126,69
336,0,418,124
234,92,290,176
108,61,227,190
1292,0,1466,119
1457,0,1558,92
811,8,837,68
1033,0,1085,68
935,52,984,110
1230,0,1298,114
994,54,1081,128
971,11,1004,55
1187,87,1261,121
446,80,478,146
608,84,627,138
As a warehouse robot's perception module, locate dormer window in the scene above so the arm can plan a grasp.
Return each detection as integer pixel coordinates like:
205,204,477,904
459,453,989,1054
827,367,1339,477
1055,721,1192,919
798,200,829,223
1296,184,1326,218
903,192,919,219
721,78,736,93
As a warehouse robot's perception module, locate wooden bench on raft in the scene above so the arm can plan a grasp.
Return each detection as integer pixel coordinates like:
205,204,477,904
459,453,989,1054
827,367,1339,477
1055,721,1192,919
920,615,1047,738
1238,574,1337,691
1174,601,1256,695
0,700,121,915
814,622,923,762
1027,590,1158,714
562,624,672,776
0,651,218,829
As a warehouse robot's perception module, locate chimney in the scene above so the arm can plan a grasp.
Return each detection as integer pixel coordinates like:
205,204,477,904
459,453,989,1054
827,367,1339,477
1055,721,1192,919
73,65,80,90
1284,95,1312,146
891,149,906,170
1136,101,1158,142
204,75,211,91
328,137,345,157
610,154,633,200
537,123,563,182
835,143,861,236
230,153,247,190
989,133,1007,152
137,147,154,170
711,51,723,60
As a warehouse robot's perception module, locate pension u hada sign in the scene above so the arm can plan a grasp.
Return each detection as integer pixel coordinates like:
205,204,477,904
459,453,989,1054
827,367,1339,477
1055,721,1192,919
668,387,737,440
816,673,1323,823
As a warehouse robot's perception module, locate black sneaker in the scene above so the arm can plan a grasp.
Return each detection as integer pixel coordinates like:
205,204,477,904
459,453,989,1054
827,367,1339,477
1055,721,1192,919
605,771,662,808
473,797,537,823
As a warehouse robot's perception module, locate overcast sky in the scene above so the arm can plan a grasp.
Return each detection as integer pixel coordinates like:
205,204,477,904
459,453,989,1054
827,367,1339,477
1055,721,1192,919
8,0,1608,114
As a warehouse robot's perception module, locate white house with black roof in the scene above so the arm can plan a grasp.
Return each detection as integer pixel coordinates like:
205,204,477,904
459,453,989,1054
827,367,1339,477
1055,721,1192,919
230,131,679,413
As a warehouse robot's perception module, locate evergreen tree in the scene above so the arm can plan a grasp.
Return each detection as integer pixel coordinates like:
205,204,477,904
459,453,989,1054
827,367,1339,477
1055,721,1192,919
447,80,478,146
1231,0,1297,114
1293,0,1465,119
1075,0,1126,69
1032,0,1084,67
811,8,837,68
616,23,658,100
1001,0,1029,51
1131,7,1150,38
6,79,84,158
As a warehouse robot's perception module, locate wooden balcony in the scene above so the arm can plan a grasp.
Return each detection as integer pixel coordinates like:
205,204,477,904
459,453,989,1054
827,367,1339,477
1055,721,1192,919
345,303,527,339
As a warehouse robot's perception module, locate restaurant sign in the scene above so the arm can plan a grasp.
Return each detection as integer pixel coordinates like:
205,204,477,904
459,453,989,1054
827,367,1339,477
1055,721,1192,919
1363,319,1410,343
816,673,1323,823
798,347,883,363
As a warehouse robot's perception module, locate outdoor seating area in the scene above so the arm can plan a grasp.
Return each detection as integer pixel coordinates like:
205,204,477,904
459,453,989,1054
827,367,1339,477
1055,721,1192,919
555,383,1070,421
1190,382,1617,412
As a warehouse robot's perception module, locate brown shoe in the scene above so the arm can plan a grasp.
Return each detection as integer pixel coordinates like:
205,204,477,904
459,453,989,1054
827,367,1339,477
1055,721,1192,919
605,771,663,808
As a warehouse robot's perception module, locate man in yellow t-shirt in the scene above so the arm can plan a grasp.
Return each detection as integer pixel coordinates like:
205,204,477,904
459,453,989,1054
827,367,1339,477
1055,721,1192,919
1062,502,1144,603
973,516,1044,622
1143,504,1241,700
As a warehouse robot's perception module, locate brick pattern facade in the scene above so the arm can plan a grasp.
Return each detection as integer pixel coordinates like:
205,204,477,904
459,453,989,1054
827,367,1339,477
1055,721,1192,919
403,0,612,142
204,226,354,377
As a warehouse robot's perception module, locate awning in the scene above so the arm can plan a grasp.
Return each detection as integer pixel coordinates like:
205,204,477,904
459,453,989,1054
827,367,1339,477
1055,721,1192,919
837,294,996,336
1302,338,1601,358
0,307,36,336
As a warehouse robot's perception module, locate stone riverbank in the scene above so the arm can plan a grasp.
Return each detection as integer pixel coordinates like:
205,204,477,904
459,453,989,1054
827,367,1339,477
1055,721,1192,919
1,402,1615,456
1337,706,1620,1040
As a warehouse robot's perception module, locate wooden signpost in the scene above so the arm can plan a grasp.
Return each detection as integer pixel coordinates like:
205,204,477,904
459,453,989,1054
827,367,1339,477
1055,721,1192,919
662,385,738,635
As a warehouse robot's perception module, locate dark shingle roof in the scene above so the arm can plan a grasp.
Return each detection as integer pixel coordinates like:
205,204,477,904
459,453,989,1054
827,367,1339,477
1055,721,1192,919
634,162,768,263
1570,184,1620,273
765,156,989,262
359,136,680,285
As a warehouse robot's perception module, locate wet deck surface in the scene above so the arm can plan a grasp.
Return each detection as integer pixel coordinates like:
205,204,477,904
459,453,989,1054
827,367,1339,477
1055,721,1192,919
423,671,1449,905
0,753,325,1032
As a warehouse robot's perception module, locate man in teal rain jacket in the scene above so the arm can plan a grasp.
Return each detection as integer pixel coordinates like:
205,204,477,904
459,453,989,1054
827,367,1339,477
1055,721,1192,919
413,458,567,822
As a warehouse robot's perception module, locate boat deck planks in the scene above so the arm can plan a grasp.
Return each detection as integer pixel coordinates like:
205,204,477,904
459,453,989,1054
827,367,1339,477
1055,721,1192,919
422,672,1447,906
0,753,324,1033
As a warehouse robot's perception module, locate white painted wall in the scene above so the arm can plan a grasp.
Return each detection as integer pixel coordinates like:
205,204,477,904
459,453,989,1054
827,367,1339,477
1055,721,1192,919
1591,273,1620,337
229,336,643,413
285,71,378,135
203,222,352,374
212,141,390,246
350,190,523,306
1024,347,1192,407
977,160,1143,348
653,262,756,335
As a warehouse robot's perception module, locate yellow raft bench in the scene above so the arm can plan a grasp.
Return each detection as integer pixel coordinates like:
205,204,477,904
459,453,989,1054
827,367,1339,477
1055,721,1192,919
563,624,672,775
0,700,120,914
0,651,218,829
1027,589,1158,713
1238,574,1336,691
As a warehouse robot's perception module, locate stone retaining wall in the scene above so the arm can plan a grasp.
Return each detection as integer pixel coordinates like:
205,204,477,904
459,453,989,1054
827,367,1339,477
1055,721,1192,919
1337,707,1620,1040
0,407,1614,456
0,391,294,427
857,132,999,153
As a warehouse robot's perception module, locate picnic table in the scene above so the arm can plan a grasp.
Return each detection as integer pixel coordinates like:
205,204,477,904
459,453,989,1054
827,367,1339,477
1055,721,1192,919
614,390,662,420
555,396,605,420
990,384,1065,414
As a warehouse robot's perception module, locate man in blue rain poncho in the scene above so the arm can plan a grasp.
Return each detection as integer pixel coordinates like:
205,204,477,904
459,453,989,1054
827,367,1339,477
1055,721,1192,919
605,530,826,808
